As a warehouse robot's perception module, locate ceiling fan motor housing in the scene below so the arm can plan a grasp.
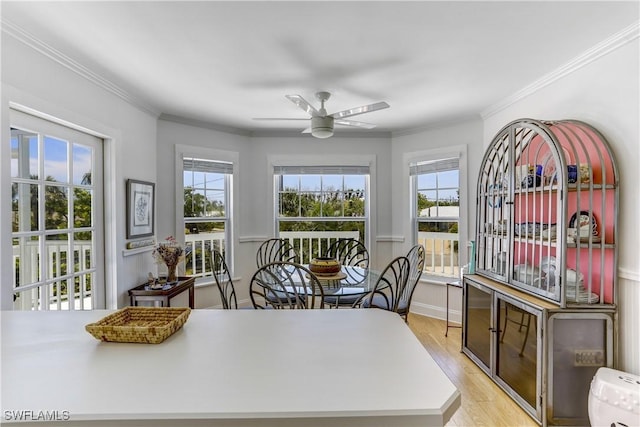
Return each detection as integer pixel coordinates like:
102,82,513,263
311,115,334,138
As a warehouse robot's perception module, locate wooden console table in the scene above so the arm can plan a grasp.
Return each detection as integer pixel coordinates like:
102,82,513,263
128,276,195,309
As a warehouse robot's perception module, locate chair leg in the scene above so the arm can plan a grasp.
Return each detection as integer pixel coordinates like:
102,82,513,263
517,309,526,332
518,313,532,356
501,305,528,344
500,305,509,343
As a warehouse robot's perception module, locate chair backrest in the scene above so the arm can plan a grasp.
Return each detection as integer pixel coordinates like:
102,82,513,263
360,256,410,313
325,238,369,283
325,238,368,267
212,248,237,309
400,244,426,315
256,238,298,268
250,261,325,309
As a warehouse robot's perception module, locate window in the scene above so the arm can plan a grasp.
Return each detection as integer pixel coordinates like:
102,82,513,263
274,165,369,263
10,109,104,310
411,157,460,278
182,156,233,280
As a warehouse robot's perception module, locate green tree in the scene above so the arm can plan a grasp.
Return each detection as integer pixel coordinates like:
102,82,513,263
184,187,207,217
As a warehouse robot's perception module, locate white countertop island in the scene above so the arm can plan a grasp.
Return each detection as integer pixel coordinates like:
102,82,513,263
1,309,460,426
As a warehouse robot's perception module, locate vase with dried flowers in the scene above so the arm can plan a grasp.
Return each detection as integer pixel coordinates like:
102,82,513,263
152,236,185,283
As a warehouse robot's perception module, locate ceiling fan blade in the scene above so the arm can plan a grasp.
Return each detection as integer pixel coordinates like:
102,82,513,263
331,101,390,119
334,119,376,129
252,118,309,121
301,127,312,134
285,95,319,116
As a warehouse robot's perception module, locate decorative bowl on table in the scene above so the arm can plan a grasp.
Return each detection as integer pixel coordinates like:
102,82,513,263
309,257,342,276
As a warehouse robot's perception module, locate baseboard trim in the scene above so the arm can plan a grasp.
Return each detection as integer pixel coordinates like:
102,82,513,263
410,301,461,324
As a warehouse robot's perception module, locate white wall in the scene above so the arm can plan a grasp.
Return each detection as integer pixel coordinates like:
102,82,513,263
1,33,158,309
156,118,251,308
482,36,640,374
390,118,483,320
156,121,393,307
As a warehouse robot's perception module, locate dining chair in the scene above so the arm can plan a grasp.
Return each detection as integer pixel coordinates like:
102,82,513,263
324,238,369,269
397,244,426,322
256,238,299,268
250,261,326,309
323,238,369,308
353,256,410,315
212,248,237,309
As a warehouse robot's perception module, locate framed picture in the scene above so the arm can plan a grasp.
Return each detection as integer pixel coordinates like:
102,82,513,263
126,179,155,239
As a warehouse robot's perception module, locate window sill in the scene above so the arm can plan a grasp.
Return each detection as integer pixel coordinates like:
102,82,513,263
419,274,458,286
122,246,154,257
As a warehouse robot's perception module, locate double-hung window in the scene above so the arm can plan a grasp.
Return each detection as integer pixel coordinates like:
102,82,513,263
411,157,460,279
274,165,369,263
10,109,104,310
182,157,233,280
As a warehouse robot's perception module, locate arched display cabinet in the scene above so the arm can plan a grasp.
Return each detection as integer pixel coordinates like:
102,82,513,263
462,118,618,426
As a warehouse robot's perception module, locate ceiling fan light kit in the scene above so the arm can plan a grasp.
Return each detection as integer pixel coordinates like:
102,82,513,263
311,116,334,138
254,91,390,139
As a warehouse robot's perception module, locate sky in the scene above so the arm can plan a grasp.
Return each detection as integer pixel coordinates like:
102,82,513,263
11,134,93,186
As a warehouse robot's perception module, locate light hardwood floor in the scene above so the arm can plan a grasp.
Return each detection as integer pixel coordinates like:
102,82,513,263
407,313,539,427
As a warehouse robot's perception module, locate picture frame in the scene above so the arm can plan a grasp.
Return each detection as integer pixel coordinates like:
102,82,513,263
126,179,155,239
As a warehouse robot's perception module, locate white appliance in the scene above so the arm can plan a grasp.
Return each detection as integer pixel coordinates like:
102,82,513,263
589,367,640,427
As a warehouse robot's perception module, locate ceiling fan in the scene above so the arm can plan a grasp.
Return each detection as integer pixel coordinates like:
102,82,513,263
254,91,390,139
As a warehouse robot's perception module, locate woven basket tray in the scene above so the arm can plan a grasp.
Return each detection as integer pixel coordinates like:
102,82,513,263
85,306,191,344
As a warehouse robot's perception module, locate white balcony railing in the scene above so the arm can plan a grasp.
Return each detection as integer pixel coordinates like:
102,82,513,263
280,231,360,265
418,231,460,278
184,230,460,278
184,232,225,279
11,231,459,310
12,240,93,310
182,230,360,278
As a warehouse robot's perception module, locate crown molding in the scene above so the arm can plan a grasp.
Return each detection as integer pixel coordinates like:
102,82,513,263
159,113,251,137
482,21,640,120
1,18,160,118
392,113,482,137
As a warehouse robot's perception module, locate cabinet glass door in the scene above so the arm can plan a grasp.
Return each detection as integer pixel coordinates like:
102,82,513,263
495,296,540,419
463,280,493,372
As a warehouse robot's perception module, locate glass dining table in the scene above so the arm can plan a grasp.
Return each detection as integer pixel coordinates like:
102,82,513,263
251,263,382,309
309,265,381,307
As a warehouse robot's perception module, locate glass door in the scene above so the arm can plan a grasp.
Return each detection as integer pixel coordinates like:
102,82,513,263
495,294,541,421
462,278,493,374
10,109,104,310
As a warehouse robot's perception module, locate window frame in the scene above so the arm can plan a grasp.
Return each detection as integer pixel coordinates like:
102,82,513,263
406,146,467,282
269,155,375,263
175,145,237,284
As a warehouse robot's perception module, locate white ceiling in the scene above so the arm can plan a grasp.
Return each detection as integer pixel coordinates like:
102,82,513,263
2,1,638,137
